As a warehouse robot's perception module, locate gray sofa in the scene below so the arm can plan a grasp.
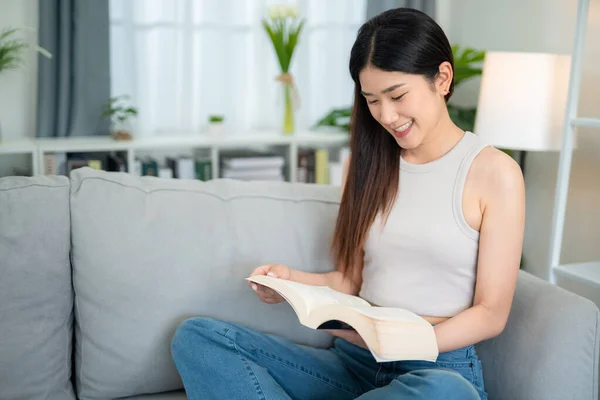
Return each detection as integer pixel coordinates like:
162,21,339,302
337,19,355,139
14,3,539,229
1,167,598,400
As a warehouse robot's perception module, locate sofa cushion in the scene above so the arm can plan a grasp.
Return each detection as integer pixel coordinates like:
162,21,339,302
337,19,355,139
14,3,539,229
70,168,340,399
476,270,600,400
0,175,75,400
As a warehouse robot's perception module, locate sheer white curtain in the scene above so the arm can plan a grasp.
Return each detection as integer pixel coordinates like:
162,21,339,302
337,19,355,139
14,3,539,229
109,0,366,137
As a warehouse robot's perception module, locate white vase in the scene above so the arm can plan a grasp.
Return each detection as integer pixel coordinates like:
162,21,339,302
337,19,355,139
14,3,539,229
207,122,225,136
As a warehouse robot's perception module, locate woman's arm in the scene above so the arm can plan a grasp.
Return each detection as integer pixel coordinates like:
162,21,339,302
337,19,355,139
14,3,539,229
250,155,362,299
289,268,360,295
433,149,526,353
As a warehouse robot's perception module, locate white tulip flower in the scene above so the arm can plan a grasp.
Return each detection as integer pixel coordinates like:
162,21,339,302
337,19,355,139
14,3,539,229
268,4,284,20
267,3,299,20
285,4,299,18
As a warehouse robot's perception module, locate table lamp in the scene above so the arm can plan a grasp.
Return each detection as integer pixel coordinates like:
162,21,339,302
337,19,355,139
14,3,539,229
473,51,572,170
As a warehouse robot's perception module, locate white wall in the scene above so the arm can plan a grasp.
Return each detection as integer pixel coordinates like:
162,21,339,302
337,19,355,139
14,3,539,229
440,0,600,282
0,0,38,175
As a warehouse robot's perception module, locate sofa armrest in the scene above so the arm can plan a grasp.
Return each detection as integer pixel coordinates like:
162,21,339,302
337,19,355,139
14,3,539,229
476,270,599,400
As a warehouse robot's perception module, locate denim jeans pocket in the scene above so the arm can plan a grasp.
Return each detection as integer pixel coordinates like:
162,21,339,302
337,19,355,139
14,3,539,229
435,360,475,380
435,358,487,400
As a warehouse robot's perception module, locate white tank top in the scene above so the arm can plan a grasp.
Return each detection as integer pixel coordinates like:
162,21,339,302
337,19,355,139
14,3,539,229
359,131,491,317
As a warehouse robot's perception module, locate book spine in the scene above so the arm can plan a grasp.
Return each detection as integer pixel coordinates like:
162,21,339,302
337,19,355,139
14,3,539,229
315,149,329,185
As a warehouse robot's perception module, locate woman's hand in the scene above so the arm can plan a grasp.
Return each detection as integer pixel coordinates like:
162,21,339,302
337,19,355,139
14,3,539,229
324,329,368,349
248,264,292,304
248,265,368,349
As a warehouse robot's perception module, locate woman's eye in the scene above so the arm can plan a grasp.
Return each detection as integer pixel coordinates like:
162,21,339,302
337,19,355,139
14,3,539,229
392,93,407,101
368,99,379,105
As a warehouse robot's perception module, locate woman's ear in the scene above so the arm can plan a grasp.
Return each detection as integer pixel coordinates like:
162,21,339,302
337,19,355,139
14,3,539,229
436,61,453,96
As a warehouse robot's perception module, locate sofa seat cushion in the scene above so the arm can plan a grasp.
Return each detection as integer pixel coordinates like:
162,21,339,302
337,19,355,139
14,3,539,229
122,390,187,400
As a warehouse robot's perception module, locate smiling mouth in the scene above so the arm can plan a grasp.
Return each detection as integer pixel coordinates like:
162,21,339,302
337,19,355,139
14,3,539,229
392,119,413,133
392,119,415,138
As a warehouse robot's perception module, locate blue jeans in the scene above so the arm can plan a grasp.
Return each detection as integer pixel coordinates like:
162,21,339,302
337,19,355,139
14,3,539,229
171,317,488,400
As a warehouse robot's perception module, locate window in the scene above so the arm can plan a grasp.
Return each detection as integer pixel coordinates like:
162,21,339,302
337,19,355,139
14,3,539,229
109,0,366,136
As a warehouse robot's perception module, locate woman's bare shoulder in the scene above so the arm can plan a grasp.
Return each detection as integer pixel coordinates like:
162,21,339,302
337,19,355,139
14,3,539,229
473,146,522,178
471,146,525,206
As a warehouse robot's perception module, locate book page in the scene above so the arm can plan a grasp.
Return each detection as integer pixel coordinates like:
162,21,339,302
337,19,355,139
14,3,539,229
247,275,370,314
275,280,371,313
349,306,428,324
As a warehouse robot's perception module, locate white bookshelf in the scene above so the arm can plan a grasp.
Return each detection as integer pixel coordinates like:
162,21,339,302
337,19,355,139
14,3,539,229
2,130,350,182
0,138,39,176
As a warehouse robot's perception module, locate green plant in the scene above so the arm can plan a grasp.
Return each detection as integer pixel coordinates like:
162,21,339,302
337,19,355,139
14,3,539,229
262,4,305,76
101,95,138,128
313,108,352,131
313,45,487,133
451,45,485,87
0,27,52,73
262,3,305,134
446,45,486,131
209,115,225,123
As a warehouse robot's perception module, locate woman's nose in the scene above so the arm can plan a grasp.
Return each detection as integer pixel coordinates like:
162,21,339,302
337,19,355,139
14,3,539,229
379,102,399,126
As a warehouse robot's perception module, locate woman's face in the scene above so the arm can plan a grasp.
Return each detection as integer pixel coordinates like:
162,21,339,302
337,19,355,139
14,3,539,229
359,64,451,149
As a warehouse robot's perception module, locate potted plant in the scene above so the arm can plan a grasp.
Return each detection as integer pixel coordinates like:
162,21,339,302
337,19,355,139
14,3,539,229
101,95,138,140
0,27,52,142
262,3,305,135
0,27,52,71
207,114,225,136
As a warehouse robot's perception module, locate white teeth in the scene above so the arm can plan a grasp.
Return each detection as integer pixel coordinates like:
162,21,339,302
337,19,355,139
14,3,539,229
394,120,413,132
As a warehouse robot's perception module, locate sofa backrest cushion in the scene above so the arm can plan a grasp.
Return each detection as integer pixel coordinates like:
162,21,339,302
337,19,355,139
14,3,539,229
0,175,75,400
70,168,340,399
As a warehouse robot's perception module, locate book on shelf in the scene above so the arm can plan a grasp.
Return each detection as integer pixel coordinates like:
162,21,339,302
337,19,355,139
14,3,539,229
67,158,101,172
296,147,349,186
44,153,66,175
133,159,143,176
246,275,439,363
166,157,195,180
220,150,285,181
141,158,159,177
296,149,315,183
44,152,109,176
220,149,286,169
195,158,212,181
329,147,350,186
135,156,213,181
158,167,173,179
107,152,127,173
314,149,329,184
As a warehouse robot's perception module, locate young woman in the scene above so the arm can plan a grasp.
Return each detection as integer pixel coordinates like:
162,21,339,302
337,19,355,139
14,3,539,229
171,7,525,400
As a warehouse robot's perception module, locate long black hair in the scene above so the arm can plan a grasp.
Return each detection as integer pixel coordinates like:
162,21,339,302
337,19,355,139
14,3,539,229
331,8,455,278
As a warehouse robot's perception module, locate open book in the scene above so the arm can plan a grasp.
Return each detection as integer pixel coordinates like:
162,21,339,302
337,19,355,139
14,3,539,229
247,275,439,363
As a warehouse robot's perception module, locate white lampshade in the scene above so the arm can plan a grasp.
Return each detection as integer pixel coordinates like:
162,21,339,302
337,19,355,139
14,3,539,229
474,51,572,151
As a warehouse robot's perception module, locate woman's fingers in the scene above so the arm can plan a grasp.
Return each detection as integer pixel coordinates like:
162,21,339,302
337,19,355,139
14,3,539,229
253,283,283,303
248,264,288,304
256,284,278,298
248,266,272,290
249,265,271,277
